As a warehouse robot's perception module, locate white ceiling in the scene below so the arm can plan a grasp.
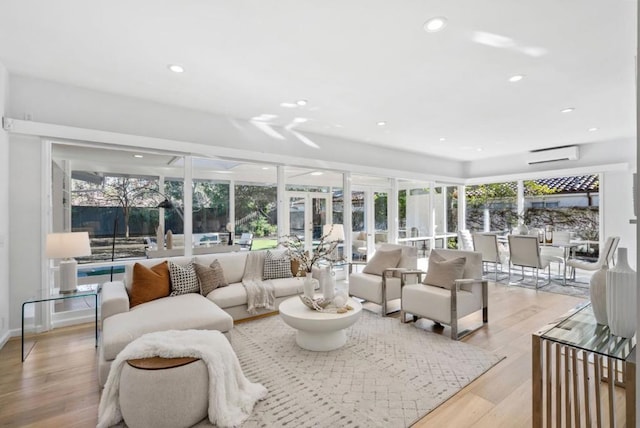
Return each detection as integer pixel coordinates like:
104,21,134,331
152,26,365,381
0,0,637,162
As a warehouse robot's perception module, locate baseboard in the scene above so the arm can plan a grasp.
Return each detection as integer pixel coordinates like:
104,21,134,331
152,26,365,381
0,329,10,349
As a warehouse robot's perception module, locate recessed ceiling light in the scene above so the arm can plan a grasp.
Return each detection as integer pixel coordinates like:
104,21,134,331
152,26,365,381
561,107,575,113
167,64,184,73
588,127,599,132
310,171,323,176
439,137,446,142
133,154,144,158
214,170,233,174
476,148,483,152
296,99,308,106
377,121,387,126
424,17,448,33
280,102,297,108
261,167,270,170
508,74,525,83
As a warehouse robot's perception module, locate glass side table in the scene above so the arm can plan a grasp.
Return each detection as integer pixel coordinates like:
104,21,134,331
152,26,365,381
532,303,636,427
21,284,99,362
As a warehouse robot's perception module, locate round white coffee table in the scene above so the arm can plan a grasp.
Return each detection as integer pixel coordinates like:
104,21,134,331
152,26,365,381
279,296,362,351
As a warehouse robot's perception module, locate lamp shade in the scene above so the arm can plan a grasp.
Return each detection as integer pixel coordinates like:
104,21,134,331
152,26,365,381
322,224,345,242
46,232,92,259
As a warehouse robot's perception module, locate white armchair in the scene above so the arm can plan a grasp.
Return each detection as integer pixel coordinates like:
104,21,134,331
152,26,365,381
400,249,488,340
348,244,418,316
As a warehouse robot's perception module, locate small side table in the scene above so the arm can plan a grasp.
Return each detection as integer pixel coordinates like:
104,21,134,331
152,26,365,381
21,284,99,362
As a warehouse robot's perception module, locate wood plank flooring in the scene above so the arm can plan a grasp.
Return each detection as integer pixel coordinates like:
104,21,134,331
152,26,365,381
0,283,595,427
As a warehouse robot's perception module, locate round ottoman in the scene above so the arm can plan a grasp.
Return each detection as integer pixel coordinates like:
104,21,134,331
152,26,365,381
119,356,209,428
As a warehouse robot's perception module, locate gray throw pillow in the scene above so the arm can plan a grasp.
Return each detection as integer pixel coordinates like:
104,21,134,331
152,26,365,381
263,250,293,280
423,252,466,289
168,261,200,296
194,259,228,296
362,248,402,276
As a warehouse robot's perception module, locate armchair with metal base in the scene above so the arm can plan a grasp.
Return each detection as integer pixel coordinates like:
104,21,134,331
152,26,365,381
400,249,488,340
348,244,418,316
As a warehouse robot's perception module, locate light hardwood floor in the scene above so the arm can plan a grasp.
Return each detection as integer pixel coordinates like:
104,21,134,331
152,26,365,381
0,282,590,427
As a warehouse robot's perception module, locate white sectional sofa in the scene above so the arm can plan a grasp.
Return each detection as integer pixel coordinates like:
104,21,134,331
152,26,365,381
98,251,312,386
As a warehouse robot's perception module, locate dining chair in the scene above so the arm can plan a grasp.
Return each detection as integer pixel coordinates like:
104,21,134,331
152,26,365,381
472,233,508,281
566,236,620,279
507,235,552,288
539,230,572,274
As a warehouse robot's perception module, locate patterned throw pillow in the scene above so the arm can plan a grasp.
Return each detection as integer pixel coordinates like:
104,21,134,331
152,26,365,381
194,259,228,296
129,261,170,307
263,250,293,280
168,261,200,296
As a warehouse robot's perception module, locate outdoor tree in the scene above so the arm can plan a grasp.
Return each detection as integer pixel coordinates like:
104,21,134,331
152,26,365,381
72,175,160,237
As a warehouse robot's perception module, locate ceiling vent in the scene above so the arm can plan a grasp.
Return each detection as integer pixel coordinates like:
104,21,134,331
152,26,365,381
527,146,579,165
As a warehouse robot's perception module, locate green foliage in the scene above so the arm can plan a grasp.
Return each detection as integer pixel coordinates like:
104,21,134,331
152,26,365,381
249,216,277,238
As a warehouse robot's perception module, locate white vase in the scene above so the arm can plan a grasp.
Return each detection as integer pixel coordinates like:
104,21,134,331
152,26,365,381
303,272,315,299
606,247,637,338
517,223,529,235
589,265,608,325
156,224,164,249
322,267,335,301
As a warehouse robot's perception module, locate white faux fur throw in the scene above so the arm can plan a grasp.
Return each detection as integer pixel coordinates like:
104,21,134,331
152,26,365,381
97,330,267,428
242,251,275,314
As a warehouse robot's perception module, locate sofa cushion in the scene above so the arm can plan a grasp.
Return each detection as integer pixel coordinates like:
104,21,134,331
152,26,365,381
362,248,402,276
263,250,293,280
194,259,228,296
423,252,466,290
101,293,233,361
195,252,248,284
124,256,192,293
207,283,247,308
348,272,401,304
169,261,200,296
129,261,170,308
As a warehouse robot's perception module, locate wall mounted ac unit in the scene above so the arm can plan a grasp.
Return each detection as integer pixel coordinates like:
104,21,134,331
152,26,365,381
527,146,579,165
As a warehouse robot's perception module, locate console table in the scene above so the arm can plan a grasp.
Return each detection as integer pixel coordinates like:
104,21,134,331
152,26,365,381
532,303,635,427
21,284,99,361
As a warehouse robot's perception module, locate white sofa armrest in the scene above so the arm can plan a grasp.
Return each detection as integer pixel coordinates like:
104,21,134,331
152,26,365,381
101,281,130,322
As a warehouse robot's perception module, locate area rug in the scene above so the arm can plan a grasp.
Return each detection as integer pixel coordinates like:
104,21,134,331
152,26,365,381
225,311,504,428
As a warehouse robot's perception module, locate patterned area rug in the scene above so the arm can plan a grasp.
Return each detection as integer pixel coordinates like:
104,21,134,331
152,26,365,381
224,311,504,428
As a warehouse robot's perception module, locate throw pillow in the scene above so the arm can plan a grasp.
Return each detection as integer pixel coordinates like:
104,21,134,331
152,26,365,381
423,252,466,289
263,250,293,280
357,231,367,241
129,261,170,308
194,259,228,296
362,248,402,276
291,258,301,277
168,261,200,296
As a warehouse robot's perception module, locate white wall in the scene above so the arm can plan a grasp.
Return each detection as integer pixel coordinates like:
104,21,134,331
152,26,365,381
7,75,465,181
463,140,635,180
602,170,637,268
0,63,9,346
8,134,43,331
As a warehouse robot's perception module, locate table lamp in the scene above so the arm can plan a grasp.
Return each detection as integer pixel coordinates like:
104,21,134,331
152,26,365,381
46,232,92,293
323,224,345,243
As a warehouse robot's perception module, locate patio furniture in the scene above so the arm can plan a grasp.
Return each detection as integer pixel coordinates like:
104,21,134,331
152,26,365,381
508,235,552,288
566,236,620,280
472,233,508,281
237,233,253,250
400,249,488,340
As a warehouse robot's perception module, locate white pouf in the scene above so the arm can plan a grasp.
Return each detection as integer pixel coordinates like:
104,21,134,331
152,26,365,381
119,357,209,428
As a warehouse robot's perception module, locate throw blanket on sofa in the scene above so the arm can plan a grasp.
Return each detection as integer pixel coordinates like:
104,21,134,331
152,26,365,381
242,251,276,314
97,330,267,428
